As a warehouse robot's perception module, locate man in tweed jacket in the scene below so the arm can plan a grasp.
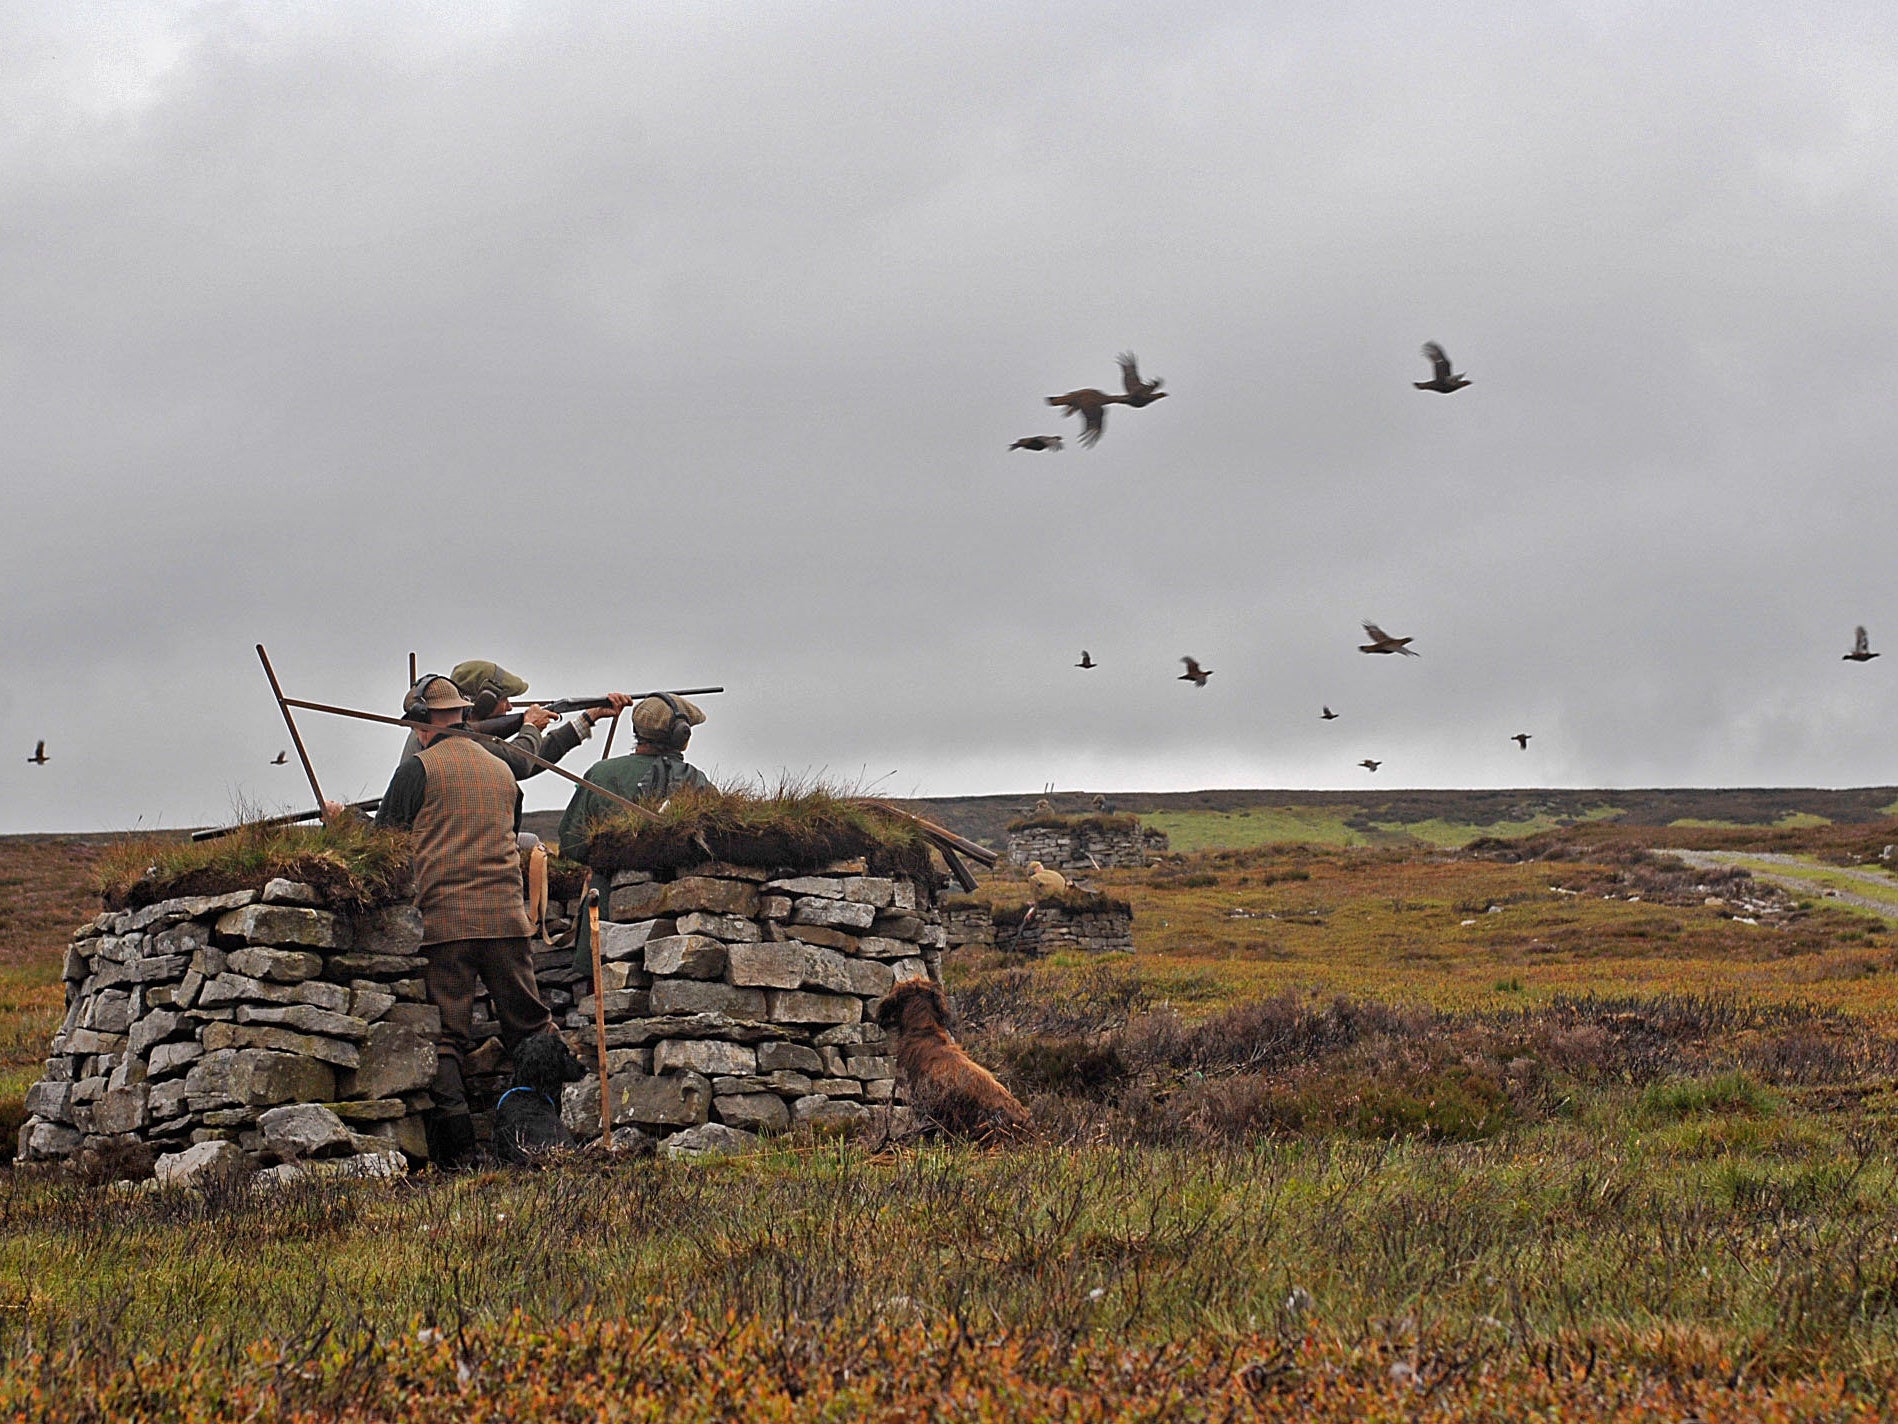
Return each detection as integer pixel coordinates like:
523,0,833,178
367,674,555,1169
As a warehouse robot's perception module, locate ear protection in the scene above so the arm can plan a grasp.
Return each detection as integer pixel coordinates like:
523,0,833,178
404,674,459,724
652,691,694,751
469,686,502,722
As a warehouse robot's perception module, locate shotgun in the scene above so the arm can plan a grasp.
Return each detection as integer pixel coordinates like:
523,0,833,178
470,687,726,740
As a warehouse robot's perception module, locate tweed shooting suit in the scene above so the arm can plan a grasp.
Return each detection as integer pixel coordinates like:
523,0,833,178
376,734,551,1119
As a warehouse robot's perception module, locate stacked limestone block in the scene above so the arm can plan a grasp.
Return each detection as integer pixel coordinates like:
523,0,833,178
993,902,1135,956
942,902,997,952
17,880,439,1175
1004,820,1168,871
553,861,945,1146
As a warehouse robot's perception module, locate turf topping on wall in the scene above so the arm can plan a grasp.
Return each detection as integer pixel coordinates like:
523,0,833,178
575,788,936,882
1003,810,1142,835
93,820,414,912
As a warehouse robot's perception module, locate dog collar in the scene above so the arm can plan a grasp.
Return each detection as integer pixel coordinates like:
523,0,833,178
497,1085,557,1112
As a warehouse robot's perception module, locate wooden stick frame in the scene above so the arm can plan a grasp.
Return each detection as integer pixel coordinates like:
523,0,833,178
256,644,326,809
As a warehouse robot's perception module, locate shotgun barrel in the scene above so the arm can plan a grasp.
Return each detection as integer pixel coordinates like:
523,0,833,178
470,687,725,740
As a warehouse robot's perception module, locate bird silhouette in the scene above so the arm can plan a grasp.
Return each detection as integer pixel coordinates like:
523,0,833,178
1044,386,1127,448
1512,733,1531,750
1359,759,1381,773
1321,706,1338,721
1413,342,1470,393
1076,650,1095,669
1009,435,1064,452
1116,352,1167,407
271,750,289,765
1844,626,1879,662
26,740,47,765
1359,621,1419,656
1179,656,1212,687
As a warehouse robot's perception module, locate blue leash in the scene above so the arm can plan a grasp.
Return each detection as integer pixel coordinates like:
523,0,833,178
496,1085,557,1113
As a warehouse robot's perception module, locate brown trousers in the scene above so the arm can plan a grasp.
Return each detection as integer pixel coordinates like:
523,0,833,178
422,936,553,1117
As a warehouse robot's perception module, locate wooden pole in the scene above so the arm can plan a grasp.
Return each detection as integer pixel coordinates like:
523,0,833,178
256,644,326,810
277,694,658,820
408,651,417,685
586,888,612,1148
600,708,622,760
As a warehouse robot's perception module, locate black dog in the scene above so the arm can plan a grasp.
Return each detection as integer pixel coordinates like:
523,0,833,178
494,1031,588,1166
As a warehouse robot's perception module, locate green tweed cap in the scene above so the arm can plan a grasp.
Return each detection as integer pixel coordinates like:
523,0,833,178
450,660,529,699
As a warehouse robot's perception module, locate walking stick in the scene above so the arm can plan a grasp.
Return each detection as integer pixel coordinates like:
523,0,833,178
586,888,612,1147
256,645,326,810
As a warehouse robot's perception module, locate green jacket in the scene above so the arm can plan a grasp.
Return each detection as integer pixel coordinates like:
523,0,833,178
558,750,711,974
556,751,712,862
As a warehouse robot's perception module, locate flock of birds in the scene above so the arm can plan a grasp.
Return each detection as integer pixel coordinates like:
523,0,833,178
15,343,1887,779
1013,342,1883,777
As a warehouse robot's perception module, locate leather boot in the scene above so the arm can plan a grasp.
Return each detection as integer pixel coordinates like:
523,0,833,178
426,1111,479,1171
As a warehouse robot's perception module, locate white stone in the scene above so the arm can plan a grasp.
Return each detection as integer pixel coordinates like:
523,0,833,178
661,1122,760,1159
154,1139,245,1190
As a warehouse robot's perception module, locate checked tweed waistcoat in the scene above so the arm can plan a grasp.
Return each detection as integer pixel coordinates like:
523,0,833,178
411,736,533,945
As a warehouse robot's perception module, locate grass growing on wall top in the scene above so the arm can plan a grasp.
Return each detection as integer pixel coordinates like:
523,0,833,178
573,784,937,882
92,817,413,911
1004,810,1143,834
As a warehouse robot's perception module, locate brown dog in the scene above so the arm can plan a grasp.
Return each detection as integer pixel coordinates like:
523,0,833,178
874,980,1032,1142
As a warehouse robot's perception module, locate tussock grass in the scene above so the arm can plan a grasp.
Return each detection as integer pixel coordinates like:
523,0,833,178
573,782,936,882
92,817,412,911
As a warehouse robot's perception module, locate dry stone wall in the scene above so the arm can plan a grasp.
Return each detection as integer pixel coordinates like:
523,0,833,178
18,881,437,1180
993,904,1135,956
1004,823,1167,871
19,860,948,1174
548,861,943,1149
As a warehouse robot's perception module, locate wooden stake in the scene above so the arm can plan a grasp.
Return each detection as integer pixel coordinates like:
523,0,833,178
408,651,417,685
586,888,611,1147
600,708,623,760
256,644,326,810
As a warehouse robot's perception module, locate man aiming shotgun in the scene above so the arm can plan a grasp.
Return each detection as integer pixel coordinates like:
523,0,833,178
395,660,637,782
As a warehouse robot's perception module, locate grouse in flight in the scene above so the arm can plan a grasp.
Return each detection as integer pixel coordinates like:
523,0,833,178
26,740,47,765
1321,706,1338,721
1844,626,1879,662
1359,621,1419,656
1116,352,1167,407
1512,733,1531,750
271,750,289,764
1045,385,1126,448
1076,651,1096,669
1414,342,1470,393
1179,656,1212,687
1010,435,1064,452
1359,758,1381,773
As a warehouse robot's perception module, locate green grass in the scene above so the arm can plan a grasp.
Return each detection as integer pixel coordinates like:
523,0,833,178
1671,812,1836,830
1139,807,1373,851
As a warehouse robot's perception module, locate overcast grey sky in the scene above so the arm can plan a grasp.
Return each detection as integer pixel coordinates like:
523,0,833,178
5,2,1898,833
